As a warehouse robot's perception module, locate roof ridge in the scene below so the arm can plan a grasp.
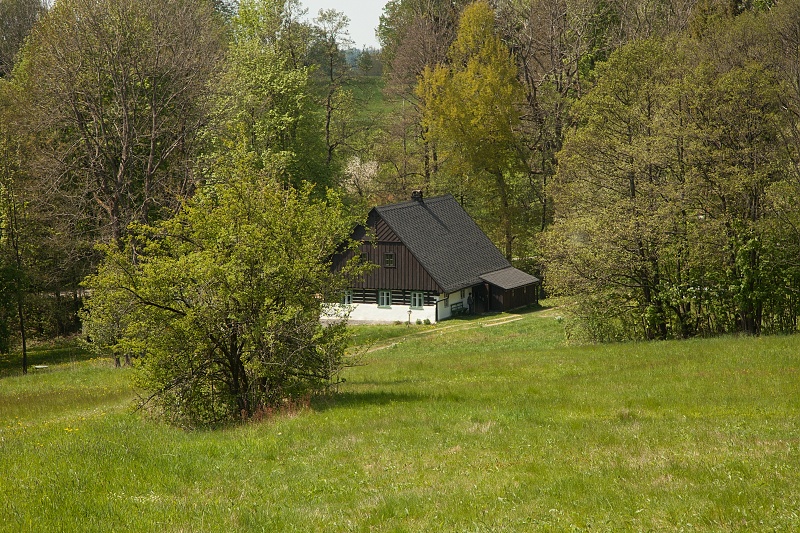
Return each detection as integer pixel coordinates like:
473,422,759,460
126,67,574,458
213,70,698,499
374,194,453,212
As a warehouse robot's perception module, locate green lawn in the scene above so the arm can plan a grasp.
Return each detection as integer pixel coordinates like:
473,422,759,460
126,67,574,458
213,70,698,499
1,306,799,531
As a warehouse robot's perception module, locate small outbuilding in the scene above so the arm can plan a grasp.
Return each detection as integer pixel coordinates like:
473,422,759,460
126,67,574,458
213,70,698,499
328,192,539,324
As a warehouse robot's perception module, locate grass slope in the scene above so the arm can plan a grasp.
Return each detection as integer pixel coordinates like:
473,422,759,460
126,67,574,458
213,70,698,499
1,307,799,531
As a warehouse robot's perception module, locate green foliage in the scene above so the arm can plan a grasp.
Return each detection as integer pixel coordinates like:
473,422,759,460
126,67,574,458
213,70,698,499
546,20,800,341
207,0,331,189
15,0,224,244
0,0,44,78
545,38,681,340
307,8,375,180
1,0,799,353
418,2,523,173
0,83,21,353
417,1,528,258
82,162,368,426
357,48,374,75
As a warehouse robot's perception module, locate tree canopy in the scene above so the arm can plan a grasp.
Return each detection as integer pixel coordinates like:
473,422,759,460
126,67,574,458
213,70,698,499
545,18,800,340
82,159,367,426
15,0,225,245
0,0,799,383
0,0,44,78
206,0,329,189
417,1,526,259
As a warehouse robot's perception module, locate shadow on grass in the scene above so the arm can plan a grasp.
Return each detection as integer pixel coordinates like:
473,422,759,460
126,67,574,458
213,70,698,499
351,378,422,386
506,303,548,316
313,390,426,412
0,339,94,378
447,303,547,322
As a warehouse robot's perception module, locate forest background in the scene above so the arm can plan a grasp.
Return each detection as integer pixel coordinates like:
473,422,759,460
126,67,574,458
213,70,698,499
1,0,800,363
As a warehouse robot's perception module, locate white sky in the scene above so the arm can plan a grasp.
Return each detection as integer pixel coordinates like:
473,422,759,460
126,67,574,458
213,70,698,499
301,0,387,49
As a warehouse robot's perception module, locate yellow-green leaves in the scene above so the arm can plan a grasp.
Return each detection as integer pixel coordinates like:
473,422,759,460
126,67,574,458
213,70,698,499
82,169,367,427
546,28,800,341
416,1,527,258
418,1,524,171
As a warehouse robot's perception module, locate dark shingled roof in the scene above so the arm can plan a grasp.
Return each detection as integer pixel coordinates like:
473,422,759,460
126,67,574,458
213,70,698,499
479,267,540,290
374,194,540,294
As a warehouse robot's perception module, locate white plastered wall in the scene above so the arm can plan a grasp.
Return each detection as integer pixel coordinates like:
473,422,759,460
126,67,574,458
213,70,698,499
323,286,474,325
322,303,437,325
436,287,473,321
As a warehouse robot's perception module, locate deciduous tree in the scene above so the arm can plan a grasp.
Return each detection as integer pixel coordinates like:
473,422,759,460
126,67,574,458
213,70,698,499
0,80,28,369
82,155,368,426
418,1,527,259
546,19,799,340
376,0,468,196
310,9,360,172
545,38,683,340
0,0,45,78
206,0,329,188
16,0,225,245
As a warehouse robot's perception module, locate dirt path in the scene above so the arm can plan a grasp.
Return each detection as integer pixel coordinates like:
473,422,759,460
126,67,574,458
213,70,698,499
360,314,529,354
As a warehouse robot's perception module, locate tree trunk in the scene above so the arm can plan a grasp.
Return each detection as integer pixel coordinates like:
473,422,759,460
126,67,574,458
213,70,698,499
18,294,27,375
7,188,27,374
494,171,513,260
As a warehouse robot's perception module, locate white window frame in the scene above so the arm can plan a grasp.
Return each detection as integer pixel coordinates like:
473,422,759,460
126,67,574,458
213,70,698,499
342,290,353,305
411,291,424,309
378,290,392,308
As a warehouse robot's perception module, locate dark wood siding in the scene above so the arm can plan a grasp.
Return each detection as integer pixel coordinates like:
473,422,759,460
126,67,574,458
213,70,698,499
491,283,538,311
356,242,441,292
373,216,400,242
333,212,443,293
489,285,503,312
350,289,437,306
351,288,377,304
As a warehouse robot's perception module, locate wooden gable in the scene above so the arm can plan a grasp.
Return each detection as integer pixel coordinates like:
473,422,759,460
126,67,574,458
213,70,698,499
334,209,443,293
372,212,401,243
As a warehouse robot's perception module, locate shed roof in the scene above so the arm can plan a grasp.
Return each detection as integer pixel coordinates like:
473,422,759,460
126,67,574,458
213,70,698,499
373,194,539,294
479,267,540,290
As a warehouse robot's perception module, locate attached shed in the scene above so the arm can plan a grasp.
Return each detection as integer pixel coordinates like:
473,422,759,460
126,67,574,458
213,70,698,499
479,267,540,312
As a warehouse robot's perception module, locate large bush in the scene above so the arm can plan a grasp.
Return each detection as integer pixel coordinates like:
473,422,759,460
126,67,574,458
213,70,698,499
82,168,366,427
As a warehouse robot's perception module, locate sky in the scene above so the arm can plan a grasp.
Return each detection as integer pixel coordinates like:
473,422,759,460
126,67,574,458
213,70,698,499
301,0,387,50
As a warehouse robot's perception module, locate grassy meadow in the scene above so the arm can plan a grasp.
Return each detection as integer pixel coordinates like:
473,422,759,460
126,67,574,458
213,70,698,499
1,306,799,531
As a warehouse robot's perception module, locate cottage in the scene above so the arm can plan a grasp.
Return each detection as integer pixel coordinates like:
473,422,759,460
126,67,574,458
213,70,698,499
328,192,540,324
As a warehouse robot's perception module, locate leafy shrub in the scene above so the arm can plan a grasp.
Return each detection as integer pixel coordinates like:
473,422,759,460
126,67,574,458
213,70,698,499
82,171,368,427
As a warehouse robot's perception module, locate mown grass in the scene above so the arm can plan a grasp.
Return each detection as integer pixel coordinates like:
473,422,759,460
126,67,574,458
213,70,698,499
1,306,799,531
